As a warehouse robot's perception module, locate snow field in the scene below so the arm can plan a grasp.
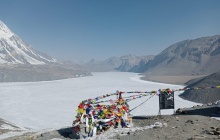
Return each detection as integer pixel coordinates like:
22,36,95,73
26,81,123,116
0,72,199,131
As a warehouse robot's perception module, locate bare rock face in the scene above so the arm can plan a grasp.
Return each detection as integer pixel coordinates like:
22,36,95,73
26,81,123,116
143,35,220,76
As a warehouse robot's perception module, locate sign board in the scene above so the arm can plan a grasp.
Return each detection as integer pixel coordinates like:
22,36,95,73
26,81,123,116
159,91,174,110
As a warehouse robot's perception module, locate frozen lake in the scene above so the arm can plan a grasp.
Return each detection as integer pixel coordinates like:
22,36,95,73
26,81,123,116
0,72,198,130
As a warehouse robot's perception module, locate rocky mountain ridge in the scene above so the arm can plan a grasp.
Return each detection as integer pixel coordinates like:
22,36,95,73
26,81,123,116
84,54,155,72
142,35,220,76
85,35,220,76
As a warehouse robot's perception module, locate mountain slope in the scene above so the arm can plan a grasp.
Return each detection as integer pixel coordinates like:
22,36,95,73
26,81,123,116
0,64,91,82
0,20,57,65
143,35,220,75
179,70,220,103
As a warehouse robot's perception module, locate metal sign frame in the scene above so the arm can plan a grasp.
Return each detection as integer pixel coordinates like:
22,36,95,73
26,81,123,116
158,90,175,116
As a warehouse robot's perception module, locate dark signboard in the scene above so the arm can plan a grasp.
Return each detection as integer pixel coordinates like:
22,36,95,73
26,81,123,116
159,91,174,109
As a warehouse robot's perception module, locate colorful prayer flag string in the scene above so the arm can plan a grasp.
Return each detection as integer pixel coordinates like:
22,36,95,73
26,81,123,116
73,85,220,137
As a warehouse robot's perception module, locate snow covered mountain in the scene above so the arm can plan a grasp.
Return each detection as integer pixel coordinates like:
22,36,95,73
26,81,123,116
0,20,58,65
0,20,91,82
116,55,155,72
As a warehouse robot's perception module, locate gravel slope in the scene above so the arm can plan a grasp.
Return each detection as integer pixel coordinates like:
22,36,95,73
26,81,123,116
180,70,220,104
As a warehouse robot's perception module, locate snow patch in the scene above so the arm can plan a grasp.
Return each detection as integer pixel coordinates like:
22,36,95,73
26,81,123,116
0,72,199,131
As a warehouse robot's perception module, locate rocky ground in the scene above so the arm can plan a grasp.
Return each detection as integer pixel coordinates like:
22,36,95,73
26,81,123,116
1,104,220,140
113,104,220,140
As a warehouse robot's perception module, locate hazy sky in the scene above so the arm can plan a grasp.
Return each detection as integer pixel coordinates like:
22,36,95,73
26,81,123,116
0,0,220,63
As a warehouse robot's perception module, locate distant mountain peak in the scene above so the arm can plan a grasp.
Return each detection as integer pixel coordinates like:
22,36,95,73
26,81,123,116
0,20,58,65
84,54,155,72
